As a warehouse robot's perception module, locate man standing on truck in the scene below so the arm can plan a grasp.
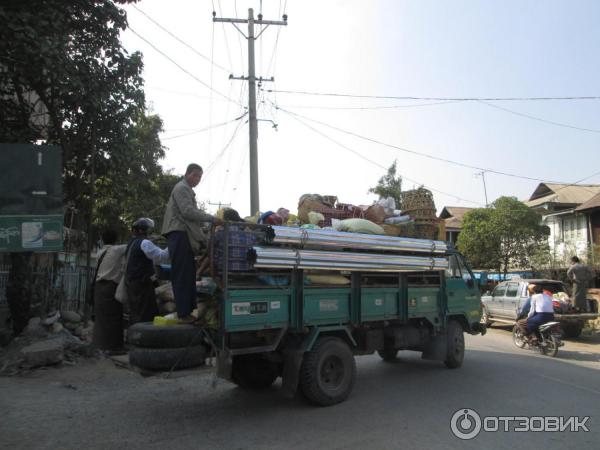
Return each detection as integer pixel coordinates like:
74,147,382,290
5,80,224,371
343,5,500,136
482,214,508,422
567,256,594,312
162,164,220,323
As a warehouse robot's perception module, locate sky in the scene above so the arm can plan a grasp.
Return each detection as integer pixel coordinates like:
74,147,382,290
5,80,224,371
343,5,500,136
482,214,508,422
121,0,600,217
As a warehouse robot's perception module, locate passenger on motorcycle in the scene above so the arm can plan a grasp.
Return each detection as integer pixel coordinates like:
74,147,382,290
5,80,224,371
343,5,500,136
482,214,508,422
516,284,535,332
526,284,555,337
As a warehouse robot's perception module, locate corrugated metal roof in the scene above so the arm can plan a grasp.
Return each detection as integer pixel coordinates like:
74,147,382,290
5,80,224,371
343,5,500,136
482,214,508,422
525,183,600,208
575,192,600,212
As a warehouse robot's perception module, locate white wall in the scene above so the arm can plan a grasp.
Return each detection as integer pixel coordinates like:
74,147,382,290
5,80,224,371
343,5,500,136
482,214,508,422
543,213,589,263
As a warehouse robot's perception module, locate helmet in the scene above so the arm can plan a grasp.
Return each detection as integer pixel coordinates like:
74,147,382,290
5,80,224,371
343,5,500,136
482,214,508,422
132,217,155,233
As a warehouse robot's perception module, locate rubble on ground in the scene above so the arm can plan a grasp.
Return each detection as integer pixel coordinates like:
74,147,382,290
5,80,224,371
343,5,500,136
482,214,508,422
0,309,97,375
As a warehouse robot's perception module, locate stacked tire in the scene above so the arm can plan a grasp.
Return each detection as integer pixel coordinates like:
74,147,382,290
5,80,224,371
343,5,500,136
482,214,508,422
127,322,207,371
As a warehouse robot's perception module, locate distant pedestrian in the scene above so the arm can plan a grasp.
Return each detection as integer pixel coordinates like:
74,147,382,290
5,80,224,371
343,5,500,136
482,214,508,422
93,229,126,352
125,218,170,324
567,256,594,312
162,164,221,323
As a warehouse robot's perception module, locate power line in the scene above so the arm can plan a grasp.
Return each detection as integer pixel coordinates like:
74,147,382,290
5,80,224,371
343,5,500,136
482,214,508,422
128,27,242,106
204,118,246,176
275,104,571,185
161,113,247,140
273,100,457,110
131,5,229,73
283,105,484,206
478,100,600,134
265,88,600,102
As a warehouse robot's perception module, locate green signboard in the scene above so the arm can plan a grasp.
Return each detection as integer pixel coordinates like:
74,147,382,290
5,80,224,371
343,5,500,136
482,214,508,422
0,215,63,252
0,144,63,252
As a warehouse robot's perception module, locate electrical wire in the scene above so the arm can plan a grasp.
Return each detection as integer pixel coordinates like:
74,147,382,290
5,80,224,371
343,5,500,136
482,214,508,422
265,89,600,102
216,0,235,74
128,27,242,106
161,113,247,140
282,107,484,206
204,118,246,176
274,104,571,185
272,100,458,111
478,100,600,134
131,4,229,73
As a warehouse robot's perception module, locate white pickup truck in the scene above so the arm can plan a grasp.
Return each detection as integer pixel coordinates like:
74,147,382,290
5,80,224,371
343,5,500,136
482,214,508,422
481,278,598,338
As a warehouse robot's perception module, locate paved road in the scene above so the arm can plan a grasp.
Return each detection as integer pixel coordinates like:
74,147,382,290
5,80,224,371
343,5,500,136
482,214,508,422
1,327,599,450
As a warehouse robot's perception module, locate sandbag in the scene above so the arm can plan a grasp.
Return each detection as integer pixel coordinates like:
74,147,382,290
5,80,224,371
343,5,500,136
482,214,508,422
365,205,386,224
155,283,175,303
337,218,385,235
308,211,325,225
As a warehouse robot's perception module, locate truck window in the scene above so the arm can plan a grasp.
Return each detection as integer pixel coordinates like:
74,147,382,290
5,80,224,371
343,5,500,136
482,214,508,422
492,285,506,297
456,255,473,283
445,255,462,279
505,283,519,297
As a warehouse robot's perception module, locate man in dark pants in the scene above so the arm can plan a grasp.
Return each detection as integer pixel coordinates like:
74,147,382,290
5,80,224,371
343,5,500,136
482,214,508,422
162,164,220,323
126,218,170,324
93,229,126,352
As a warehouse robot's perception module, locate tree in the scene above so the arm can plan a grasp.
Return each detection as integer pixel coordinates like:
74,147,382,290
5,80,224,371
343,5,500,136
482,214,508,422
368,160,403,208
457,196,549,277
0,0,173,333
0,0,148,231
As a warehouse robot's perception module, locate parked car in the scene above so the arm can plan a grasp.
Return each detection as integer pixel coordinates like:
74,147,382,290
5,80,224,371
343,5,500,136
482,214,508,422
481,278,598,338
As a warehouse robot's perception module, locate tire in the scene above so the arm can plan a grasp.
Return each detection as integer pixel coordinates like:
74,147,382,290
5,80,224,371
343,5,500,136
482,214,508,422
562,323,583,339
129,345,206,371
377,347,398,362
231,355,279,389
540,335,559,357
481,307,492,327
512,325,527,349
127,322,203,348
444,320,465,369
300,337,356,406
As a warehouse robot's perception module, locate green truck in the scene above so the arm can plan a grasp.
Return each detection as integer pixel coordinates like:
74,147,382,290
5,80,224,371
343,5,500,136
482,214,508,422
131,224,485,406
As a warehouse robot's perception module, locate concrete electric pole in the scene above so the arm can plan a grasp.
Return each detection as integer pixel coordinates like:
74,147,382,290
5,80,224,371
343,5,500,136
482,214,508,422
214,8,287,216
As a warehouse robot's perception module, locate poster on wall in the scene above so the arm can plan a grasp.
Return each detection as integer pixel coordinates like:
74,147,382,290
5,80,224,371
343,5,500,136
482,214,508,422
0,144,63,252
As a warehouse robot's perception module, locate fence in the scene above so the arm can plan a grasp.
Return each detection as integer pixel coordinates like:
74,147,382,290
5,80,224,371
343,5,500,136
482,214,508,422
0,263,91,313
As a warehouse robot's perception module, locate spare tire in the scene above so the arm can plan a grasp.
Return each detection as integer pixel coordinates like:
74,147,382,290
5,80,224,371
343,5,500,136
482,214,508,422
129,345,206,371
127,322,203,349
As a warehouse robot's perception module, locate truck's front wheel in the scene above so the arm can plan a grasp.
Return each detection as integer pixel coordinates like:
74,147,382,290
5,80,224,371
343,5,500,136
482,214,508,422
444,320,465,369
300,337,356,406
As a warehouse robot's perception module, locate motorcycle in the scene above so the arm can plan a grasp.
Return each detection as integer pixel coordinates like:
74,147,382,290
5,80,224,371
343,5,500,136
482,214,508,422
512,321,564,357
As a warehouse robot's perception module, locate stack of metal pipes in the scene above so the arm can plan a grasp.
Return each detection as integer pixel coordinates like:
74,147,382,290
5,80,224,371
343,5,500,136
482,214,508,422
249,226,449,272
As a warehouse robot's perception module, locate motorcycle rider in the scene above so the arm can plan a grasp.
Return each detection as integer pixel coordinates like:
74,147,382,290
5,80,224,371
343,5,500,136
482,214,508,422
526,284,555,340
516,284,535,332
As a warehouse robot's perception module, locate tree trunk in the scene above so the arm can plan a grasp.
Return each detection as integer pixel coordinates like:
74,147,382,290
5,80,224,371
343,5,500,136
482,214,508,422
6,252,33,335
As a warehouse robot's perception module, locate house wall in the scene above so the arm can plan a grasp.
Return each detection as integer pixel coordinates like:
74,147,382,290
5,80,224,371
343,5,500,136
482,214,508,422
543,213,589,262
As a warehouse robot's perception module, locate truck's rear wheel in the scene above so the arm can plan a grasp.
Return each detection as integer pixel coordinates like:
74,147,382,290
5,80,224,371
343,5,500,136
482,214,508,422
562,323,583,339
300,337,356,406
444,320,465,369
231,354,278,389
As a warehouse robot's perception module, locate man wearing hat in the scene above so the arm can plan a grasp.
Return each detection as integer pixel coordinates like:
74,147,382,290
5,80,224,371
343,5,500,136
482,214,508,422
126,218,170,324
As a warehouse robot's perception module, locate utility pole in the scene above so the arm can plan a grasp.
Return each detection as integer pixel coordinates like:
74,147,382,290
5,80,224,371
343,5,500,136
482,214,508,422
214,9,287,216
476,171,489,206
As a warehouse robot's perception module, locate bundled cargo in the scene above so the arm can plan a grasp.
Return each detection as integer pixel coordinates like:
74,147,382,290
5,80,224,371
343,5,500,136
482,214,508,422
266,226,447,254
248,246,449,272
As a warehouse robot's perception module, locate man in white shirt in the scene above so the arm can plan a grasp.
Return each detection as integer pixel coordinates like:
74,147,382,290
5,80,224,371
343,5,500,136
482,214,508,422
526,284,555,336
125,218,170,324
